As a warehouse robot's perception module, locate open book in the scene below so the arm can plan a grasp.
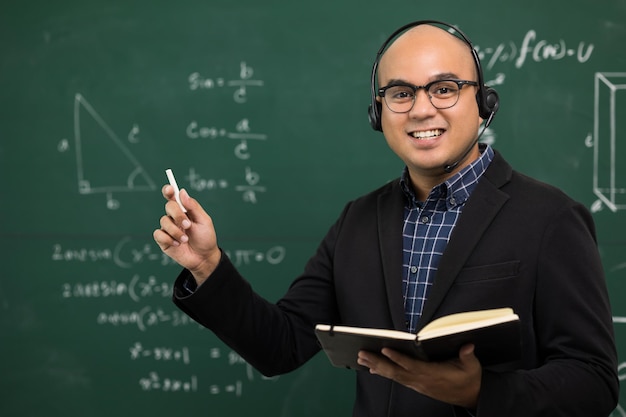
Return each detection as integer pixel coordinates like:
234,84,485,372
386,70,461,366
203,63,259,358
315,307,520,370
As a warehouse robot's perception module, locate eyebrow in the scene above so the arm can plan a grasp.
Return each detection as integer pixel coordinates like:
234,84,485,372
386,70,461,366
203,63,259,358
383,73,462,87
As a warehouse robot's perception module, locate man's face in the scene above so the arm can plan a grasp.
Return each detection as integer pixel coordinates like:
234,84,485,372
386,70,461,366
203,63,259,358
378,26,483,180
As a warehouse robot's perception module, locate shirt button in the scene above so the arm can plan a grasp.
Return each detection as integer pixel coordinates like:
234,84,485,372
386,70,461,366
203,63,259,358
449,197,457,205
420,216,430,224
410,266,418,274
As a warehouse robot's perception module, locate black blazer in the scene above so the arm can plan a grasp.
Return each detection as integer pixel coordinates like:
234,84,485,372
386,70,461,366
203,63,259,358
174,151,618,417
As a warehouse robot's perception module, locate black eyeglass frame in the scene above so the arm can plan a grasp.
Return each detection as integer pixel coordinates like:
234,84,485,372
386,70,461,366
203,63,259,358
377,79,479,113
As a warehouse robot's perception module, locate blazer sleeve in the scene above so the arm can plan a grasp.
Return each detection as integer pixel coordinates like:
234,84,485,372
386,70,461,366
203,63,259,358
477,201,619,417
171,203,352,377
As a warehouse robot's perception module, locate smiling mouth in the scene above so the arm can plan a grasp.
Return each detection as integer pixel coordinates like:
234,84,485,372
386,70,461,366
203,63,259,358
410,129,444,139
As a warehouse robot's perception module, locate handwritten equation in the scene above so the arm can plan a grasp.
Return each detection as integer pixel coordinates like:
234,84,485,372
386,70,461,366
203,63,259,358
188,61,263,104
477,29,594,71
132,342,278,395
130,342,191,364
51,238,286,268
186,166,267,204
186,118,267,160
62,275,172,302
96,306,195,331
139,372,199,393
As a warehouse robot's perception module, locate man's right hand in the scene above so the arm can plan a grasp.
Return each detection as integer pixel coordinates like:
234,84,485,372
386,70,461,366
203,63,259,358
153,185,221,286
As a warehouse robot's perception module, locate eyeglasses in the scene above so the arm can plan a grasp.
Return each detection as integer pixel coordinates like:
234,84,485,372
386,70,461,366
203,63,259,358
378,79,479,113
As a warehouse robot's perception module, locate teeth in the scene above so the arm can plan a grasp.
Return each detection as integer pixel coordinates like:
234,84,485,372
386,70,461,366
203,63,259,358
411,129,443,139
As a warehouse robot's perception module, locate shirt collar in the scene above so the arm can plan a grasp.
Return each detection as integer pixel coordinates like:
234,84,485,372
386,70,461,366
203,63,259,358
400,143,494,209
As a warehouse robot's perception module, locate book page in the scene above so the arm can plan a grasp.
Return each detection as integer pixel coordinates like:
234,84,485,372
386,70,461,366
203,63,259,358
417,308,517,340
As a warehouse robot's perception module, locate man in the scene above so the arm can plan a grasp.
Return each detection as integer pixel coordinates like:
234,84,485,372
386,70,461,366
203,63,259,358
154,21,618,416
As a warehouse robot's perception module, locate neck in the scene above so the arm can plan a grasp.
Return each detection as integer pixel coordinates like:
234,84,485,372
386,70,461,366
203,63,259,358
407,146,481,201
407,172,446,202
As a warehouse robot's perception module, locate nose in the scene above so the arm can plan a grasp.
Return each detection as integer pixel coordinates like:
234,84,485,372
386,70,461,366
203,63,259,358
409,87,437,118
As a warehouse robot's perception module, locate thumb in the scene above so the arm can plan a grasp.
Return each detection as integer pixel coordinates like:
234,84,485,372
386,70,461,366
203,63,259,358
459,344,477,361
180,188,209,222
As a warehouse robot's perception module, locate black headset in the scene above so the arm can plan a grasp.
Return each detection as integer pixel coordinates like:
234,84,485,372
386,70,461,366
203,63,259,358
367,20,499,132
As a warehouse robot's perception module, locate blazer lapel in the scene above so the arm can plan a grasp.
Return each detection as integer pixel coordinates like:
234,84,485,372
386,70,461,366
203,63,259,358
377,181,408,331
417,152,513,328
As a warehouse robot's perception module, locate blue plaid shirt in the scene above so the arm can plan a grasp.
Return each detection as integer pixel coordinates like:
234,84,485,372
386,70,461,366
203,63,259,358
400,144,494,333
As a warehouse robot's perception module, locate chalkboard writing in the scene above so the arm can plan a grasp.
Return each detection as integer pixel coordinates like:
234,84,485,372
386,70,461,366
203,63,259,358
477,29,594,71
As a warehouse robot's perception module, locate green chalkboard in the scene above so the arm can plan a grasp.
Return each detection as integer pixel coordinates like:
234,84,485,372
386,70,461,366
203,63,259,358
1,0,626,416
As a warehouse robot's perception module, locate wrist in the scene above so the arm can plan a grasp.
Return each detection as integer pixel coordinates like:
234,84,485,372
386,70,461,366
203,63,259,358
190,249,223,285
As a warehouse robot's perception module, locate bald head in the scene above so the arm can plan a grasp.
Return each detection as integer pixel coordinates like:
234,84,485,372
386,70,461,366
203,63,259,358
377,24,478,87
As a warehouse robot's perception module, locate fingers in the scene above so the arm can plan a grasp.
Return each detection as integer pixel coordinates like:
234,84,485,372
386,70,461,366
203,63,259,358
153,213,188,249
153,227,179,251
161,184,175,199
358,350,399,376
161,184,190,224
156,186,213,247
360,346,481,408
156,184,192,248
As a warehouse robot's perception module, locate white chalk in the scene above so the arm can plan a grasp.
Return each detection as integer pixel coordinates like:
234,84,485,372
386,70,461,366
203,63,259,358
165,169,187,213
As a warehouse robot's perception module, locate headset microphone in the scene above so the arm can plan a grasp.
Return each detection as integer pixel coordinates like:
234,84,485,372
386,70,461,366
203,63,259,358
443,111,494,173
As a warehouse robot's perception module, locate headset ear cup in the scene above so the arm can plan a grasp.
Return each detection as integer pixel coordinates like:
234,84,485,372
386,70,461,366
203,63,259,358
477,87,499,119
485,87,499,115
368,101,383,131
